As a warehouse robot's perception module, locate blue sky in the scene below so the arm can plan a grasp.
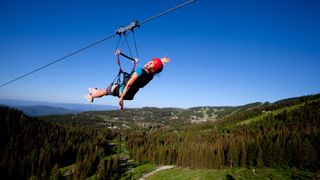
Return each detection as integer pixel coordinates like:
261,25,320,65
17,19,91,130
1,0,320,108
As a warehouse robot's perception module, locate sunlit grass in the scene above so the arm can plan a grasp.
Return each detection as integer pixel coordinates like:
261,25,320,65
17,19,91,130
148,167,313,180
236,103,306,126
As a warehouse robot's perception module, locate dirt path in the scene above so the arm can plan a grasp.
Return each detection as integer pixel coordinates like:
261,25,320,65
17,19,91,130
139,165,175,180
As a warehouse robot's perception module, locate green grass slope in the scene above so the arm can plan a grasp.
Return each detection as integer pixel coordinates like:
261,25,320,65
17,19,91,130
148,167,315,180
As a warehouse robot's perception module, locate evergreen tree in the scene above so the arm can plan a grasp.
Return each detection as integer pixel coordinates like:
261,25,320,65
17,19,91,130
51,163,61,180
239,142,247,167
297,138,317,169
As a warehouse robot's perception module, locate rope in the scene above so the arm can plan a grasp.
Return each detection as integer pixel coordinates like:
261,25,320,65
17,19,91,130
125,35,133,58
132,32,139,59
0,0,196,88
120,32,129,50
115,36,122,51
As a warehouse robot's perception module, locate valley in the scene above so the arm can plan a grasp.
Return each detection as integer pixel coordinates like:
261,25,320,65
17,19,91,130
1,93,320,179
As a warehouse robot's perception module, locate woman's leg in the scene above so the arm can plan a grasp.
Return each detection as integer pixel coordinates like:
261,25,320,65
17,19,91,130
85,89,107,103
88,84,113,99
90,89,107,98
85,84,115,102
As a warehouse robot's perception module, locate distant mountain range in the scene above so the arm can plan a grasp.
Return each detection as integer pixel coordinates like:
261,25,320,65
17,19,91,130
0,99,117,116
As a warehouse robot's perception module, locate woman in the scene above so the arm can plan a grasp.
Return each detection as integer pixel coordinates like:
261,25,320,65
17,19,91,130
85,57,170,110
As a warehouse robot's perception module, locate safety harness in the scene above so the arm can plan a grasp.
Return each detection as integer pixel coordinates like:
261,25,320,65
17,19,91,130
111,20,140,86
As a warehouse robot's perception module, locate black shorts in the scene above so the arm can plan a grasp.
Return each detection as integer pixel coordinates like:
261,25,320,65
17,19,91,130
106,83,120,97
106,83,136,100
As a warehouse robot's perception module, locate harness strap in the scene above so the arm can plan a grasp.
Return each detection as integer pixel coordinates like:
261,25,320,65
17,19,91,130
113,30,138,85
115,49,137,71
111,52,135,86
111,51,123,85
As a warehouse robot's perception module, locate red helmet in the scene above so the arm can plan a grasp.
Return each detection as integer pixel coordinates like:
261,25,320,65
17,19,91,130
153,58,163,74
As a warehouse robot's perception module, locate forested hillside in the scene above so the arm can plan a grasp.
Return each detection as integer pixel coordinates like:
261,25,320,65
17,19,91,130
125,95,320,170
0,106,118,179
1,94,319,179
40,103,269,130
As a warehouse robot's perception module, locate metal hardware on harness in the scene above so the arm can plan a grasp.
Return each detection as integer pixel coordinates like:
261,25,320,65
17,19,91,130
115,20,140,36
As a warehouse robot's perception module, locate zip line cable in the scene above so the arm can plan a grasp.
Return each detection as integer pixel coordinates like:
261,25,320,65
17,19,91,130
138,0,196,26
0,34,117,88
0,0,196,88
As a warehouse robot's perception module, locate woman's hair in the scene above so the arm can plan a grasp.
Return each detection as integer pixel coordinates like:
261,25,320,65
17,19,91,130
153,57,170,74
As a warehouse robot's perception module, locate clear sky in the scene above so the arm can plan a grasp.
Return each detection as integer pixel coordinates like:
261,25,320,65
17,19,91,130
1,0,320,108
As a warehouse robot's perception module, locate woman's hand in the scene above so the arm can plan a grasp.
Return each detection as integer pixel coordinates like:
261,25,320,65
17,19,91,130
118,72,139,111
119,97,124,111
